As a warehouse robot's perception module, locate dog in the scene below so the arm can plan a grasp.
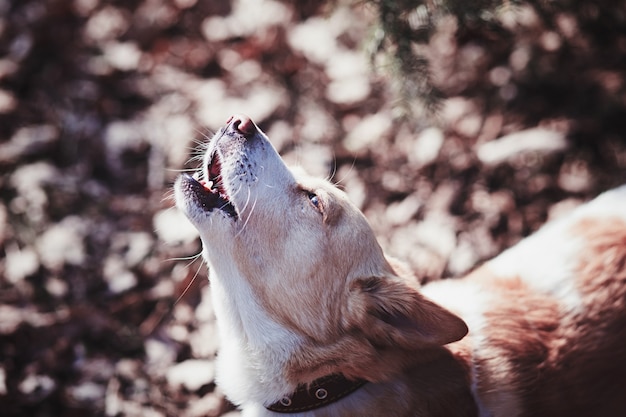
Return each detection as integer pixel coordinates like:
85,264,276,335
175,114,626,417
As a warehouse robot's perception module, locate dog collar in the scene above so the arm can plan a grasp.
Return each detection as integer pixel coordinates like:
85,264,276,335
265,374,367,414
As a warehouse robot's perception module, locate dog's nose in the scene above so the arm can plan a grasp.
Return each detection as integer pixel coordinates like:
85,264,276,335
226,114,257,137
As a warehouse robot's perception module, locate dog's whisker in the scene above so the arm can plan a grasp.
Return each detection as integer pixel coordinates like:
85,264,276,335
141,252,204,336
191,136,209,146
166,167,200,173
163,252,203,264
230,182,248,212
239,188,253,220
193,127,214,141
161,193,175,204
230,185,254,238
235,191,257,239
326,151,339,183
187,153,205,162
332,156,357,187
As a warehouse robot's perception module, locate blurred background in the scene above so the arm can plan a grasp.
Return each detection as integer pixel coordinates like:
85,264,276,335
0,0,625,416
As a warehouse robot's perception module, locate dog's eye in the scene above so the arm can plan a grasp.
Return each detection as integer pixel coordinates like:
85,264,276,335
307,192,321,210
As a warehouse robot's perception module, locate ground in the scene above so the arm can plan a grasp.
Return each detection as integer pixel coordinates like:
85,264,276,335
0,0,625,416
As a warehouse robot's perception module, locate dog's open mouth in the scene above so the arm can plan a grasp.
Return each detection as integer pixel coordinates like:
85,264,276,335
185,151,238,219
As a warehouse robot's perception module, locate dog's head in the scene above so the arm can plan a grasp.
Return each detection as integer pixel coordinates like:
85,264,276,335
175,115,467,381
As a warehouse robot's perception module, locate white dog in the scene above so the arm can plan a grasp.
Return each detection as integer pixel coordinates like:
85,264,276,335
175,114,626,417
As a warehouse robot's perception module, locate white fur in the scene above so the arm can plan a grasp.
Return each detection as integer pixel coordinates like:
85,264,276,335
486,220,585,312
487,185,626,313
208,264,302,408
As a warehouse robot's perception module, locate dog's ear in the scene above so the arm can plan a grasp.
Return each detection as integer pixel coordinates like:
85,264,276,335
346,276,468,349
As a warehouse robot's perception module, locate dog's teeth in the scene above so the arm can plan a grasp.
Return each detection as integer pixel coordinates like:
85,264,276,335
199,180,214,191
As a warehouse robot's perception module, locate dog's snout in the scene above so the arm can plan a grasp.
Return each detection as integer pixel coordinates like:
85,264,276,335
226,114,257,137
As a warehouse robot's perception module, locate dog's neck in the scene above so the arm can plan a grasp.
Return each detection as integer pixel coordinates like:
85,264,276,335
205,261,478,416
207,265,386,415
208,267,302,407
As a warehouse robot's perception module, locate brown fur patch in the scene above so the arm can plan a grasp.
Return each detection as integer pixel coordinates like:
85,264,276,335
572,217,626,301
530,217,626,417
473,217,626,417
478,288,561,416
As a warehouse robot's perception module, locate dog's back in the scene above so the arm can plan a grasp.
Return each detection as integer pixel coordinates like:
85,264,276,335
424,186,626,417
